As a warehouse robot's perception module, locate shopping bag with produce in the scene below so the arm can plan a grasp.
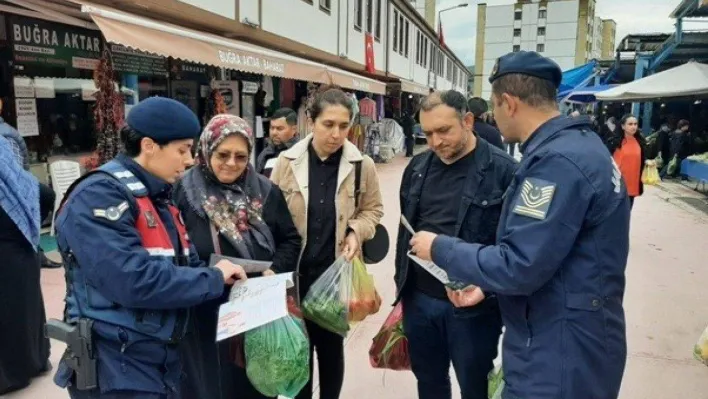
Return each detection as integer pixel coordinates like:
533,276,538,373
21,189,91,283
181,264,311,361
693,324,708,366
368,302,411,370
349,258,382,322
667,155,679,176
641,160,660,185
245,314,310,398
301,256,353,336
488,366,504,399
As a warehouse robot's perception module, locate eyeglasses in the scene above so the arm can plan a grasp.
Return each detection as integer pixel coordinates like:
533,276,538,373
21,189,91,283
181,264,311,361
213,151,249,164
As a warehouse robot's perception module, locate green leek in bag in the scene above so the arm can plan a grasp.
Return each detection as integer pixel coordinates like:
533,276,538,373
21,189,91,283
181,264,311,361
245,315,310,398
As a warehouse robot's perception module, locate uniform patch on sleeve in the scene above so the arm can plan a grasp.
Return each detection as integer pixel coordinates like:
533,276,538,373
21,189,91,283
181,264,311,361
93,201,130,221
512,178,556,220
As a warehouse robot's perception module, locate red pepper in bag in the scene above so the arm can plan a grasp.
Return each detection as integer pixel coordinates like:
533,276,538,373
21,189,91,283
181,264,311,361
369,303,411,370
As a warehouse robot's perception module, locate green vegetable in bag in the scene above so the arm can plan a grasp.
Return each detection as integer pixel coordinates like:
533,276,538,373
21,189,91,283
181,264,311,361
301,257,352,336
245,315,310,398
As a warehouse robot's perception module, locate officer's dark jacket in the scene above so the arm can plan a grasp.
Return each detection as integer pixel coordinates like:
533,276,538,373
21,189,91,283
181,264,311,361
394,137,517,315
606,132,647,196
54,155,224,395
432,116,630,399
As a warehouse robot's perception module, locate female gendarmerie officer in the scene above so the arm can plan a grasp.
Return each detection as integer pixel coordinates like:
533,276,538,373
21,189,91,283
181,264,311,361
52,97,247,399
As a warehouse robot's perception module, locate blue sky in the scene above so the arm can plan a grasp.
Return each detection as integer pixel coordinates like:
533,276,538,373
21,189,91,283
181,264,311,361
439,0,687,67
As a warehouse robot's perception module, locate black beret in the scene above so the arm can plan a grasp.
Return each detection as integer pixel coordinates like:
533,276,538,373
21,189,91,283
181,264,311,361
126,97,201,142
488,51,563,88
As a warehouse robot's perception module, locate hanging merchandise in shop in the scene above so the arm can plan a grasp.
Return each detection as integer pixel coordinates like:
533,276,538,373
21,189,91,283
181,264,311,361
9,15,102,70
93,47,124,167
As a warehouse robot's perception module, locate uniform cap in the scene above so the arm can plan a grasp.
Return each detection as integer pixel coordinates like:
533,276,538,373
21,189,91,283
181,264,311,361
126,97,201,142
488,51,563,88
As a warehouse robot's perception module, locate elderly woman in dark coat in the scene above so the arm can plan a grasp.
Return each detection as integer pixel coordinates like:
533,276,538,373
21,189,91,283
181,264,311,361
174,114,301,399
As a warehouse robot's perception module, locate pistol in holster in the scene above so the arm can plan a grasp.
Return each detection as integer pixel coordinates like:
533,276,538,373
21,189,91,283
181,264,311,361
45,318,98,391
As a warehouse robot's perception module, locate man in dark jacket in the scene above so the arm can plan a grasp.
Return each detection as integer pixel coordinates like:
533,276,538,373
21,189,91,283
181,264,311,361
256,108,299,177
395,90,516,399
467,97,504,150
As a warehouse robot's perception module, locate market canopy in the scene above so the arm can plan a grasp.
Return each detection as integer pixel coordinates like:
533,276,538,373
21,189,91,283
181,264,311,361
559,60,597,95
596,61,708,102
562,84,617,104
79,2,387,94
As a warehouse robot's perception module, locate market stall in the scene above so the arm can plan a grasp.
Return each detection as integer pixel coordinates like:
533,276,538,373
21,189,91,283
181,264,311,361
596,61,708,102
683,152,708,190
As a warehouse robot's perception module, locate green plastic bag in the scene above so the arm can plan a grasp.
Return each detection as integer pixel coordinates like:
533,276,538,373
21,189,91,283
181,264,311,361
667,154,678,176
244,315,310,398
488,366,504,399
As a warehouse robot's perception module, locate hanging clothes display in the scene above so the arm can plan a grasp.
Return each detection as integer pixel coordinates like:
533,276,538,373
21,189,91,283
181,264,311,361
359,96,377,128
297,97,309,139
350,93,360,122
281,79,296,108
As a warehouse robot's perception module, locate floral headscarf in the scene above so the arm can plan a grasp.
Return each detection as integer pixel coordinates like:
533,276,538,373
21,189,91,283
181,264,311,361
181,114,275,259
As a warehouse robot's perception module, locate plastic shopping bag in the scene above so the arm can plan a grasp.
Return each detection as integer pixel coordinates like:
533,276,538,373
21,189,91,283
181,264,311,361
667,155,679,176
488,367,504,399
349,258,382,322
301,256,353,336
245,315,310,398
641,160,660,185
368,303,411,371
693,324,708,366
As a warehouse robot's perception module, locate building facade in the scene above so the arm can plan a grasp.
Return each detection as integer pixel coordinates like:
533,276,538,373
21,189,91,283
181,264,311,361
174,0,467,94
473,0,616,98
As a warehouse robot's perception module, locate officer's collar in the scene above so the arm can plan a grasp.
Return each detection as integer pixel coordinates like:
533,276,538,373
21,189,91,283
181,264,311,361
520,115,593,156
116,154,173,198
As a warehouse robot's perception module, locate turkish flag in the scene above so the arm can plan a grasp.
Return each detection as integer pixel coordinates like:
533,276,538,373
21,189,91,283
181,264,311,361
365,33,375,73
438,20,445,48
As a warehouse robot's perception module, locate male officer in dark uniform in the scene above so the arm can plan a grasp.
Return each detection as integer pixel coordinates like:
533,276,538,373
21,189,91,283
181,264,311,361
411,51,630,399
53,97,247,398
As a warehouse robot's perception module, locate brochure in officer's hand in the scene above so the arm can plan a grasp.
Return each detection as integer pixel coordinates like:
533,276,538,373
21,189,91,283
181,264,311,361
208,254,272,274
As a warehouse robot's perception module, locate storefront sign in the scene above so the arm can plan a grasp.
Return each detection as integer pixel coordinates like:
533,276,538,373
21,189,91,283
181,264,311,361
13,77,34,98
401,80,429,96
171,59,209,81
110,44,167,77
241,81,259,94
33,78,56,98
352,78,371,92
214,81,241,116
15,98,39,137
217,50,286,75
10,16,102,70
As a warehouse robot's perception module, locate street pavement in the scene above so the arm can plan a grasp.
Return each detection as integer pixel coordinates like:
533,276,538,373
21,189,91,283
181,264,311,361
6,153,708,399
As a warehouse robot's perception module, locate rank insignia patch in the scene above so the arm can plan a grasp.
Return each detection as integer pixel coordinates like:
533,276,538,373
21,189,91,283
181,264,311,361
93,201,130,222
512,178,556,220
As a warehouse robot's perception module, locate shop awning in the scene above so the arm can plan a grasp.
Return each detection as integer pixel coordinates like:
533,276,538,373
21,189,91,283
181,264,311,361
399,79,430,96
79,2,386,94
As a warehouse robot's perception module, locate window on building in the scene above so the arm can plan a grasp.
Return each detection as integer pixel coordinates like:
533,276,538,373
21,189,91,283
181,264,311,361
354,0,362,30
423,37,428,68
375,0,382,39
404,20,410,58
538,9,547,18
416,31,421,65
514,10,522,20
537,43,545,52
366,0,373,33
320,0,331,12
513,45,520,52
513,28,521,37
398,15,404,55
392,10,398,52
537,27,545,36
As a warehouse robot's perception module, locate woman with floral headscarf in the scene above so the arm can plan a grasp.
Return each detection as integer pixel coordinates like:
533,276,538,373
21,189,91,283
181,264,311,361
174,114,301,399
